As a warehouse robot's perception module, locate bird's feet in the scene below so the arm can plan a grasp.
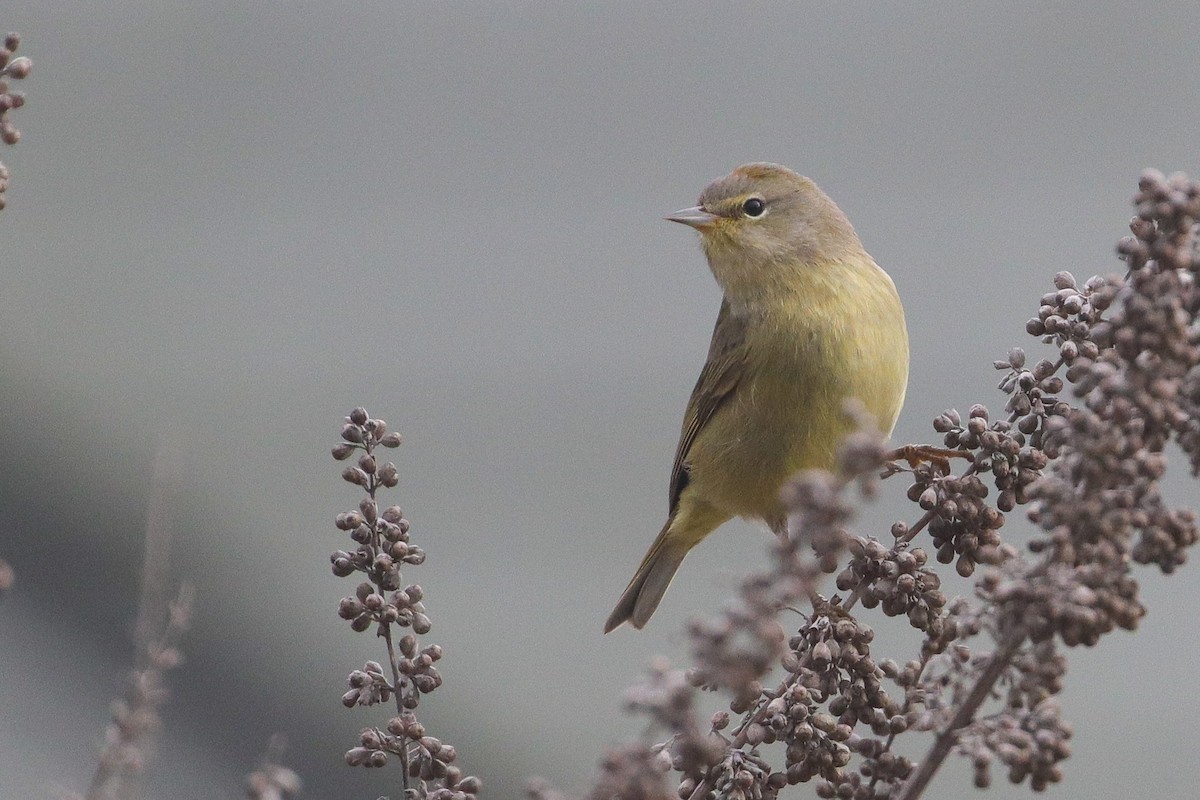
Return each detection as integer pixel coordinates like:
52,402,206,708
885,444,974,475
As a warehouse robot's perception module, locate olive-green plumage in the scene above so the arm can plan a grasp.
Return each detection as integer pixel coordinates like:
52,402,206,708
604,163,908,633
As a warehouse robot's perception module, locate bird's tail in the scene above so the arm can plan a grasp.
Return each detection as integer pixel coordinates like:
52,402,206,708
604,520,690,633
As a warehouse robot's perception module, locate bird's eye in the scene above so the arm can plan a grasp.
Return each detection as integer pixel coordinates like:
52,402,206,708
742,198,766,218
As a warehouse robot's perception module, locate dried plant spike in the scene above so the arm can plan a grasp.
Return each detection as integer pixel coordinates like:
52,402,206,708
328,408,478,798
0,31,27,210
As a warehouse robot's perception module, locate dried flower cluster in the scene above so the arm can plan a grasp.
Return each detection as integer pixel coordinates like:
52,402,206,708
0,31,30,211
71,587,194,800
532,170,1200,800
246,736,302,800
331,407,479,800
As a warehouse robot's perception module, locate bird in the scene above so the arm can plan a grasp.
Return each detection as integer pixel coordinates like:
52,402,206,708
604,162,909,632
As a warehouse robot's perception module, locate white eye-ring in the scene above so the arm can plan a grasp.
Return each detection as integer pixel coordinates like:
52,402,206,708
741,197,766,218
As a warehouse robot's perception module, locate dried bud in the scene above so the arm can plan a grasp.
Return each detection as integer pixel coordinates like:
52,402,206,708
342,467,369,487
378,462,399,487
339,597,364,619
359,497,378,522
5,56,30,79
335,510,364,530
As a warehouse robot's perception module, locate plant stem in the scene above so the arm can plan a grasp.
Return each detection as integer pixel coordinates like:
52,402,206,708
895,630,1025,800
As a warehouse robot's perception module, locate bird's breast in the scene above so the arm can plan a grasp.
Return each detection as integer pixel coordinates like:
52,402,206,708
687,269,907,521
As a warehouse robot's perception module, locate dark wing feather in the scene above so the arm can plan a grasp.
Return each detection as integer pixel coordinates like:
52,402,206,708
667,298,748,517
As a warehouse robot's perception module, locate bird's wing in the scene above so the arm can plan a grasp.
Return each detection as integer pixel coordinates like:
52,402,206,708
667,298,748,517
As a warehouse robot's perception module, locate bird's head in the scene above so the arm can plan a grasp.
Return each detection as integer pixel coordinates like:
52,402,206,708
667,162,865,304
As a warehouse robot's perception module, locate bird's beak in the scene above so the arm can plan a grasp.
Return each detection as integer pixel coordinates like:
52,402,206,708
665,205,719,229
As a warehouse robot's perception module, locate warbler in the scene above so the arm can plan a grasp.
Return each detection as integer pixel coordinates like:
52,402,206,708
604,163,909,632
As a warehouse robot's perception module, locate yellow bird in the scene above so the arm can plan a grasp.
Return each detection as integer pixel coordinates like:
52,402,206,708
605,163,909,632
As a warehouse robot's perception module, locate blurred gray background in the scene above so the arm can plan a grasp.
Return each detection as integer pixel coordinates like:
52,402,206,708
2,2,1199,798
